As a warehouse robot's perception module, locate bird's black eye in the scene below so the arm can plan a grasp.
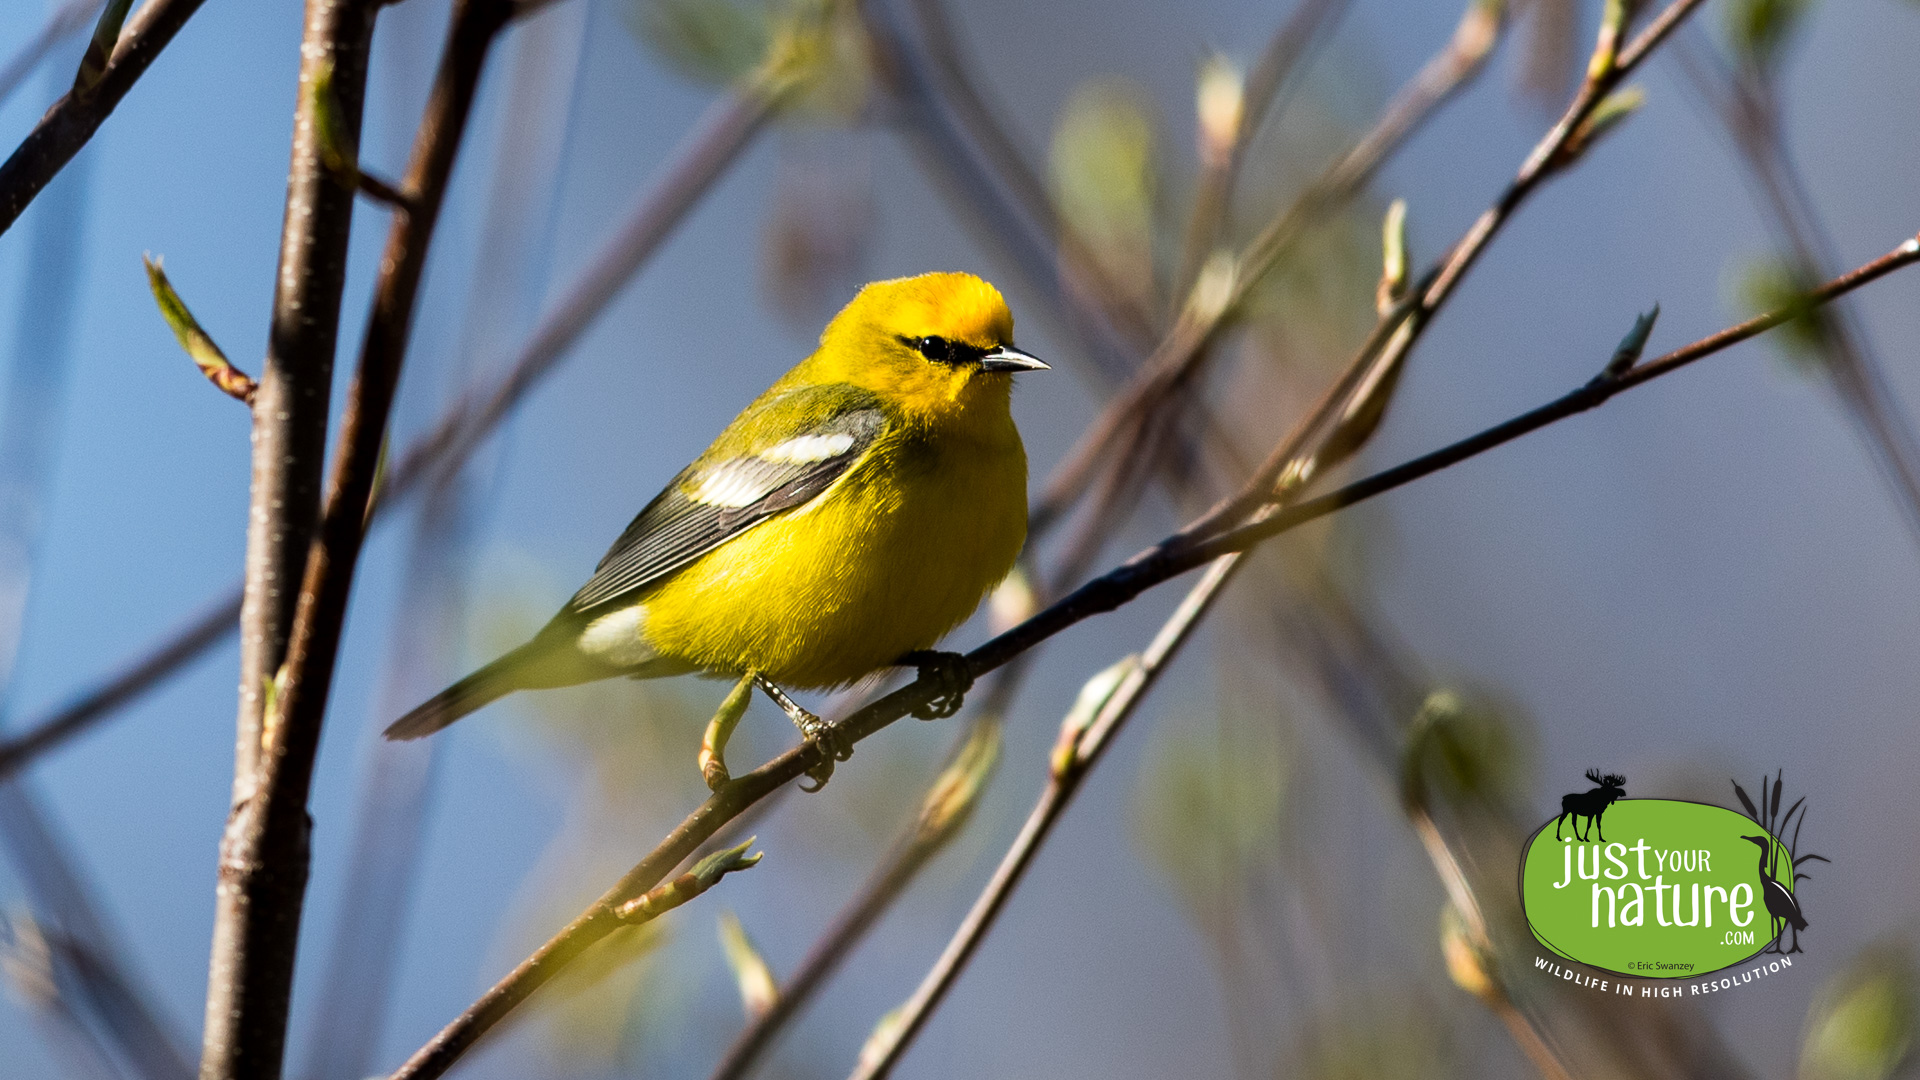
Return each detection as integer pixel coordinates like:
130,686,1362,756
903,335,989,366
916,336,955,363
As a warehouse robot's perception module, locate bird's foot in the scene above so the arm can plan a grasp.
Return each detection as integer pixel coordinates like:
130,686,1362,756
796,714,854,792
899,650,972,720
753,674,851,791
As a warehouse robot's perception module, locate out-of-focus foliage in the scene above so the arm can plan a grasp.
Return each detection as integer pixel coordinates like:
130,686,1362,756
717,911,778,1019
1438,902,1498,1005
626,0,775,86
1234,90,1381,370
533,919,671,1069
1725,0,1817,71
1737,256,1835,371
1049,78,1161,309
1399,689,1527,811
1800,944,1918,1080
625,0,871,117
912,717,1000,845
1131,703,1286,923
1194,53,1243,170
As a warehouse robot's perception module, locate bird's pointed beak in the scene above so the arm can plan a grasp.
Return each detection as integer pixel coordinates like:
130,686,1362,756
979,345,1050,373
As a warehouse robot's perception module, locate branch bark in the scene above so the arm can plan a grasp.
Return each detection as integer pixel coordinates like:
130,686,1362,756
200,1,378,1077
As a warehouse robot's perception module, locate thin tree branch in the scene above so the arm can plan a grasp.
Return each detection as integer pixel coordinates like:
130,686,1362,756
202,2,506,1077
200,1,380,1076
0,0,208,239
0,589,236,781
0,80,785,784
382,215,1920,1080
354,169,415,213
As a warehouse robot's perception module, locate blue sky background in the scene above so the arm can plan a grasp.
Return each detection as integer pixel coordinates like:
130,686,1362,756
0,0,1917,1077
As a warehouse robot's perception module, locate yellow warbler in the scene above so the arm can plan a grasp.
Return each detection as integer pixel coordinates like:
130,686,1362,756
386,272,1046,788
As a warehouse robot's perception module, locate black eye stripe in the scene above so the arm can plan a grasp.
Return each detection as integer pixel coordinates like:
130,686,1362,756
899,335,990,366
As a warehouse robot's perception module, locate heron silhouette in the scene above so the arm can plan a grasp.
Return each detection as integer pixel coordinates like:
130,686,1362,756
1742,834,1807,953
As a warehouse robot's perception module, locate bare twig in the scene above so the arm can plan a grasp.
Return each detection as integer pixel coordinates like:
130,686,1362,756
708,715,1000,1080
383,219,1920,1080
201,1,380,1076
0,0,209,238
354,169,415,213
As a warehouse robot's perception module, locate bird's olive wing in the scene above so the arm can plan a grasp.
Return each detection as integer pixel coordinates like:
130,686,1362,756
562,402,887,614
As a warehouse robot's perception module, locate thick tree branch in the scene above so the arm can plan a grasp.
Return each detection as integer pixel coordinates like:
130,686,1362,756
201,1,508,1077
0,0,207,239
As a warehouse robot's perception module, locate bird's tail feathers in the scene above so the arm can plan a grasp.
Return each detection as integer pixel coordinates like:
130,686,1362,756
384,647,535,741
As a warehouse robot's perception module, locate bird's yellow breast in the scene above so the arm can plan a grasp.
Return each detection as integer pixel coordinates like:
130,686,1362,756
635,410,1028,688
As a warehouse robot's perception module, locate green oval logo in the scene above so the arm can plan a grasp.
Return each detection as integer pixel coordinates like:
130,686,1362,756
1520,798,1802,978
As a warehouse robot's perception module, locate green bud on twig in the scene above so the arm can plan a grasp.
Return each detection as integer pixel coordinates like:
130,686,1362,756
1726,0,1815,75
260,664,289,752
145,256,257,405
857,1003,910,1075
717,911,778,1019
1376,198,1409,316
1557,86,1645,167
615,838,762,922
1586,0,1638,79
1051,657,1138,779
1598,303,1660,381
74,0,134,92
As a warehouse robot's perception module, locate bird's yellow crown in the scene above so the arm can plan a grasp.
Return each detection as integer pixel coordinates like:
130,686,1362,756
791,272,1021,419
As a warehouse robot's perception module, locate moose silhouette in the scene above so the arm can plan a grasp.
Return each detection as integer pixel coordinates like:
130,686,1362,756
1555,769,1626,842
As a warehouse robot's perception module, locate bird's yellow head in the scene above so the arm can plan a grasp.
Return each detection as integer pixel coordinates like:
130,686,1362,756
800,272,1047,418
